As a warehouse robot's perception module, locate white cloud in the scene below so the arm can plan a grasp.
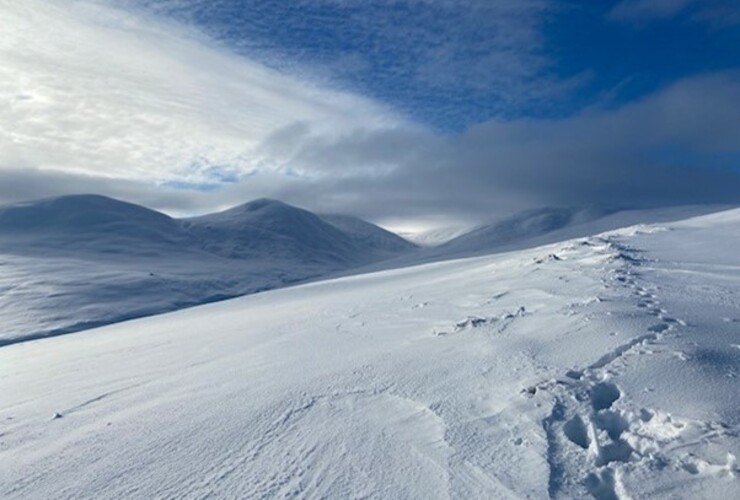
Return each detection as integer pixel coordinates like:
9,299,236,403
0,0,402,185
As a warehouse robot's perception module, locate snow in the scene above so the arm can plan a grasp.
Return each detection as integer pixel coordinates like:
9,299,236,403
431,205,729,258
399,224,477,246
1,208,738,498
0,195,415,345
1,195,723,346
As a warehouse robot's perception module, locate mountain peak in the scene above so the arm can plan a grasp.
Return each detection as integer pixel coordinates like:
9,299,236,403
238,198,289,211
0,194,176,231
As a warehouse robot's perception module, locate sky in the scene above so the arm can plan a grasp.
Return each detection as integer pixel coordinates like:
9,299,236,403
1,0,739,232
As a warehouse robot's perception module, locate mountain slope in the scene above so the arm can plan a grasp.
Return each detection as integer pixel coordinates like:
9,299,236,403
0,194,189,256
319,213,417,257
1,208,737,498
0,195,416,344
432,205,727,258
440,206,609,253
185,199,371,266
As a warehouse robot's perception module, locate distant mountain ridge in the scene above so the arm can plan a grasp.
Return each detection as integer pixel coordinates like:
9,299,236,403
0,194,417,343
0,194,726,344
0,194,189,254
437,206,612,256
0,195,416,265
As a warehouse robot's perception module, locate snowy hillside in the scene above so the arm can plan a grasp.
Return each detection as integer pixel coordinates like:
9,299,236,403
320,213,417,257
0,194,189,255
1,209,738,498
0,195,415,344
432,205,727,258
184,199,415,264
0,196,728,347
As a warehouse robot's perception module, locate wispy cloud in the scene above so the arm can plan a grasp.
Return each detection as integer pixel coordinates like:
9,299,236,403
0,0,400,186
126,0,567,128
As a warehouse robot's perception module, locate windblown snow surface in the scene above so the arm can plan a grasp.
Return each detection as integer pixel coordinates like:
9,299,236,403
1,209,739,498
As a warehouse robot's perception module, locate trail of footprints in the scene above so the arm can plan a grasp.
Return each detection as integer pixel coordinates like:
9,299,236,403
426,229,735,497
534,235,736,499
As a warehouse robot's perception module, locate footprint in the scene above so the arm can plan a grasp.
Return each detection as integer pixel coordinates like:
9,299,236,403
564,415,590,449
584,468,621,500
595,441,633,466
591,382,621,411
593,410,629,441
648,323,670,333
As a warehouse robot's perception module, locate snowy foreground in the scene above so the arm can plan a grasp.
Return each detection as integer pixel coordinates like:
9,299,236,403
2,210,739,498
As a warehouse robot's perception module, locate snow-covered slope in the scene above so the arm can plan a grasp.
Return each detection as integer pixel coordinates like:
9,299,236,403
1,209,738,498
439,206,609,254
0,195,415,344
399,224,476,246
431,205,727,258
320,213,417,256
0,194,189,256
184,199,414,265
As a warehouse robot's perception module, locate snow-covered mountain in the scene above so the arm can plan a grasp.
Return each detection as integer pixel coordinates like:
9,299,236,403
184,198,415,265
0,194,190,256
439,206,609,253
433,205,727,258
0,195,415,344
2,208,737,498
320,213,417,255
0,195,728,346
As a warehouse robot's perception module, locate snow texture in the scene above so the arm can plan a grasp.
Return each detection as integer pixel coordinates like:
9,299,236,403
0,207,738,498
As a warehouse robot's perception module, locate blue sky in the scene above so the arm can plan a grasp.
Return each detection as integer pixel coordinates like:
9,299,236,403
129,0,740,130
1,0,739,230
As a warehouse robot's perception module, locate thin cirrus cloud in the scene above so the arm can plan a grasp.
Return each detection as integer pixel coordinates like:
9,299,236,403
125,0,566,129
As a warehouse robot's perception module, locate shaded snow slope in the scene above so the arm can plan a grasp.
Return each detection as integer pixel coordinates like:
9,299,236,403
184,199,414,265
0,194,188,256
1,209,738,498
320,213,417,256
434,205,727,258
0,195,415,344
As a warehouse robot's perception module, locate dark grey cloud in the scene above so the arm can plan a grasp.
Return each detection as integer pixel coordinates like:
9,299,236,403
248,71,740,226
2,72,739,231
